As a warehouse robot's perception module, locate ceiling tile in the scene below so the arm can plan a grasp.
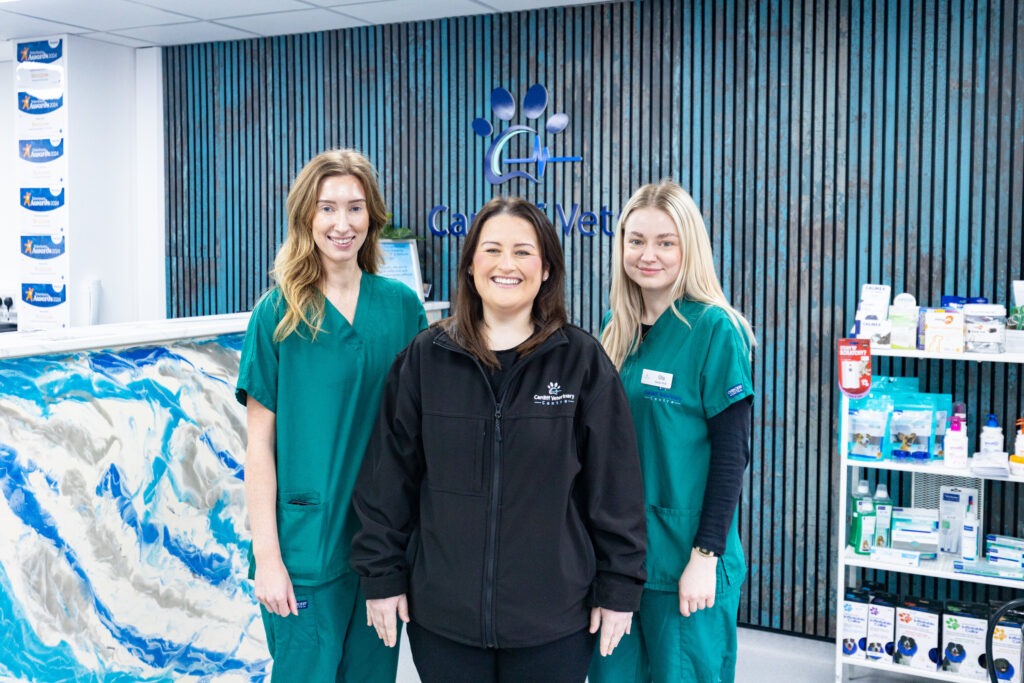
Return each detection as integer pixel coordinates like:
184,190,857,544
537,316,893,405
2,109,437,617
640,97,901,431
0,9,88,40
481,0,604,8
77,31,154,48
115,21,258,45
131,0,312,21
4,0,187,32
330,0,490,24
217,8,366,36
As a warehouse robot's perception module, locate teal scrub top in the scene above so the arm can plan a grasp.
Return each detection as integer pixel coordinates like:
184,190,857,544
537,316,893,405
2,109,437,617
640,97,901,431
609,300,754,592
237,274,427,587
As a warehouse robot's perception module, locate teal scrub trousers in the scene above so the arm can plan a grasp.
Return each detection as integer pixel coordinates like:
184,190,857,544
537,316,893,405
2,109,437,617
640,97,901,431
589,585,742,683
260,571,400,683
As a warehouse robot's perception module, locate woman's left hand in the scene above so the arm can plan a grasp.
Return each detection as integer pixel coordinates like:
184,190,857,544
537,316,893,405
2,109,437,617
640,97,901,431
678,547,718,617
589,606,633,656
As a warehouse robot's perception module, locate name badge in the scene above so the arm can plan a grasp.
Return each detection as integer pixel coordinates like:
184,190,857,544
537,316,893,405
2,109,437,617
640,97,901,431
641,368,673,389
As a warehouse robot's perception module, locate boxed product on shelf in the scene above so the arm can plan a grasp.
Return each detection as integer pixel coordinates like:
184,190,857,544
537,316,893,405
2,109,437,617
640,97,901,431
938,486,978,555
865,590,898,662
988,608,1024,683
841,588,870,659
941,601,990,679
987,535,1024,551
987,536,1024,567
890,507,939,559
964,303,1007,353
894,597,941,670
953,558,1024,581
889,293,920,350
920,308,965,353
869,547,920,567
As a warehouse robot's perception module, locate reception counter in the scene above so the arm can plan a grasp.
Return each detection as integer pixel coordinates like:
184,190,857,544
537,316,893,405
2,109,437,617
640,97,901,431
0,301,447,681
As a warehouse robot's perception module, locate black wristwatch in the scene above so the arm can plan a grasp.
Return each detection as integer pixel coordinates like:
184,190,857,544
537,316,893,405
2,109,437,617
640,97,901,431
694,546,717,558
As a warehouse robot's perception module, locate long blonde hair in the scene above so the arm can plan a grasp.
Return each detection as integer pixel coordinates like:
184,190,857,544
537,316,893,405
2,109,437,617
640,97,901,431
601,180,756,369
270,149,388,342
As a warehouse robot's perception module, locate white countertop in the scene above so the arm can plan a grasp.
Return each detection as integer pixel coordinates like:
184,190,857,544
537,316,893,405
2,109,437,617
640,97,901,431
0,313,251,359
0,302,451,360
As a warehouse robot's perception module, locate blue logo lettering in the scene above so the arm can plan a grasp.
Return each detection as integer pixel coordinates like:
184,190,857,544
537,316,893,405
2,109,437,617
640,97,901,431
23,283,66,308
19,139,64,163
18,92,63,115
22,234,65,260
18,39,63,64
20,187,65,212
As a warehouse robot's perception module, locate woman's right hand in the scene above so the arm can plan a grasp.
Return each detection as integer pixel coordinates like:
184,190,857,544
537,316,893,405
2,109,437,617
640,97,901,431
255,558,297,617
366,594,409,647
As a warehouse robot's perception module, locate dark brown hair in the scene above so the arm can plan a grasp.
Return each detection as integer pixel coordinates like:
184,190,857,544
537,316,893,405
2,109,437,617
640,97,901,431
443,196,567,369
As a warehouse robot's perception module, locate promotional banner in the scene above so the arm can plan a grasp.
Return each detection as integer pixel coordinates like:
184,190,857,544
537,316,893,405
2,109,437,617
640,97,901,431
15,37,69,330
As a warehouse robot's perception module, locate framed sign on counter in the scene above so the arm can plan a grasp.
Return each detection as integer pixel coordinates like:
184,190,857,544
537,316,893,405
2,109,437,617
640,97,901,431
379,239,424,302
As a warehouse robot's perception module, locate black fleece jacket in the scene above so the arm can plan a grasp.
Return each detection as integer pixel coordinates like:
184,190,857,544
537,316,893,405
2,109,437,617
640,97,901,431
351,324,647,649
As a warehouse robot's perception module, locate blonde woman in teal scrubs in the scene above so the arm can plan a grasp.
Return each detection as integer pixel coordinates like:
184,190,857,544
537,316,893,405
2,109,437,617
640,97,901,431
590,180,756,683
237,149,426,682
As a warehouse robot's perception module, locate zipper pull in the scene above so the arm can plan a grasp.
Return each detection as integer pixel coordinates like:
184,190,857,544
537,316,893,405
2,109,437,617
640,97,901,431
495,406,503,442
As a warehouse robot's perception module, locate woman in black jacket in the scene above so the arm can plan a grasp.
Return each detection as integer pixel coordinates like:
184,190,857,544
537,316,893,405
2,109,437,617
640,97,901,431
351,197,647,682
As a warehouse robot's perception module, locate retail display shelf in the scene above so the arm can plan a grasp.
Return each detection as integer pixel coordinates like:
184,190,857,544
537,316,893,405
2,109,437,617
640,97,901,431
835,346,1023,681
840,654,983,682
842,548,1024,590
843,456,1024,484
871,346,1024,364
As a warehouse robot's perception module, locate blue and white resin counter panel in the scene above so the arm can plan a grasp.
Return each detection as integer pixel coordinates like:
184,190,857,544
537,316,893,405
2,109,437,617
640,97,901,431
0,314,270,682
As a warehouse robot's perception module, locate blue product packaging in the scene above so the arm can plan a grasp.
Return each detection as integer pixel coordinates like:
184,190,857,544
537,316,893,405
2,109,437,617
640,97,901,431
941,295,968,310
848,394,894,460
887,395,935,461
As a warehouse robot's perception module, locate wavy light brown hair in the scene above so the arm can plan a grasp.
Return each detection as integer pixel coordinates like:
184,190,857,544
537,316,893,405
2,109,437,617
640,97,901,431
270,149,387,341
601,180,756,369
442,197,567,369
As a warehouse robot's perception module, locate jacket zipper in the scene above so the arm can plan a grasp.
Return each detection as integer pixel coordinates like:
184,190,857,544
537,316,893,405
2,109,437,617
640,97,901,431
432,331,568,648
483,401,502,647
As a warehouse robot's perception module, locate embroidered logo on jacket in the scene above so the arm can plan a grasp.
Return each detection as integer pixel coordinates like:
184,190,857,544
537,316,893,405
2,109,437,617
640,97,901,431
534,381,576,405
727,383,744,399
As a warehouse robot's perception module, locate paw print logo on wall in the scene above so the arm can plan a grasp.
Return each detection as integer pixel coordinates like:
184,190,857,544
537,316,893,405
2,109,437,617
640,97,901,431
899,612,912,623
945,617,959,630
472,84,582,185
994,627,1007,641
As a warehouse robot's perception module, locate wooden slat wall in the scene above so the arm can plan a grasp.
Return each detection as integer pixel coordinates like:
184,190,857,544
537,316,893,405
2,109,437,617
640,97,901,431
164,0,1024,638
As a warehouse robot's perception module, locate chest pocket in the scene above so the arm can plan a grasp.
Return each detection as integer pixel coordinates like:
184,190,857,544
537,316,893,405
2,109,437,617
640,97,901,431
422,414,487,495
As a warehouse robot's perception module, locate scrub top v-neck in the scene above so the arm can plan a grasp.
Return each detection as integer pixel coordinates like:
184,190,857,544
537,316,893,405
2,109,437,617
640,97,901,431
237,273,427,586
605,300,753,592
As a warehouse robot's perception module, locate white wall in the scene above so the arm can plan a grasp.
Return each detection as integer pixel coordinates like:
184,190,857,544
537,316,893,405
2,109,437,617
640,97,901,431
1,36,166,327
0,41,16,311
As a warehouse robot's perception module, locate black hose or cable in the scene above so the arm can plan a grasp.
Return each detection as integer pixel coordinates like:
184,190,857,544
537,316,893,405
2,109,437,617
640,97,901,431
986,598,1024,683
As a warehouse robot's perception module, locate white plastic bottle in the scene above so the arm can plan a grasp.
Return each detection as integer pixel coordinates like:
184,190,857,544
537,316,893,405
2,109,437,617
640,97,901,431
979,414,1004,455
1015,418,1024,457
961,498,978,562
872,483,893,549
944,416,969,469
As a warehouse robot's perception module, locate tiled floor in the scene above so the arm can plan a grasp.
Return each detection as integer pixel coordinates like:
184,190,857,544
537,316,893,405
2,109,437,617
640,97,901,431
393,625,939,681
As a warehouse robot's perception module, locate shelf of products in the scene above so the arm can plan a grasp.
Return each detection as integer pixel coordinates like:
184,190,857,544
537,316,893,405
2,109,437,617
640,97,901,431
835,348,1024,682
871,346,1024,364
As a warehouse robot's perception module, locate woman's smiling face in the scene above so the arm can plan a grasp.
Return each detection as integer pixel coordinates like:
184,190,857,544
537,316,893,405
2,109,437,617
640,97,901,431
471,214,548,319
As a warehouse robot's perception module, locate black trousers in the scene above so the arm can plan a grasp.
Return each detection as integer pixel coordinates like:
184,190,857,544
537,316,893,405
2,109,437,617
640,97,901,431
407,621,597,683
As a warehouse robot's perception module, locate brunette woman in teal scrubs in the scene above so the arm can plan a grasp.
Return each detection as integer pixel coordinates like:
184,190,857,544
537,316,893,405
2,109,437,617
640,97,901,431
590,180,756,683
237,149,426,682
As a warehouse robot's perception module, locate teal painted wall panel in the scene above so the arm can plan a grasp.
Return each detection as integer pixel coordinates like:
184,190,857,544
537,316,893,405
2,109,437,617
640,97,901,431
164,0,1024,638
